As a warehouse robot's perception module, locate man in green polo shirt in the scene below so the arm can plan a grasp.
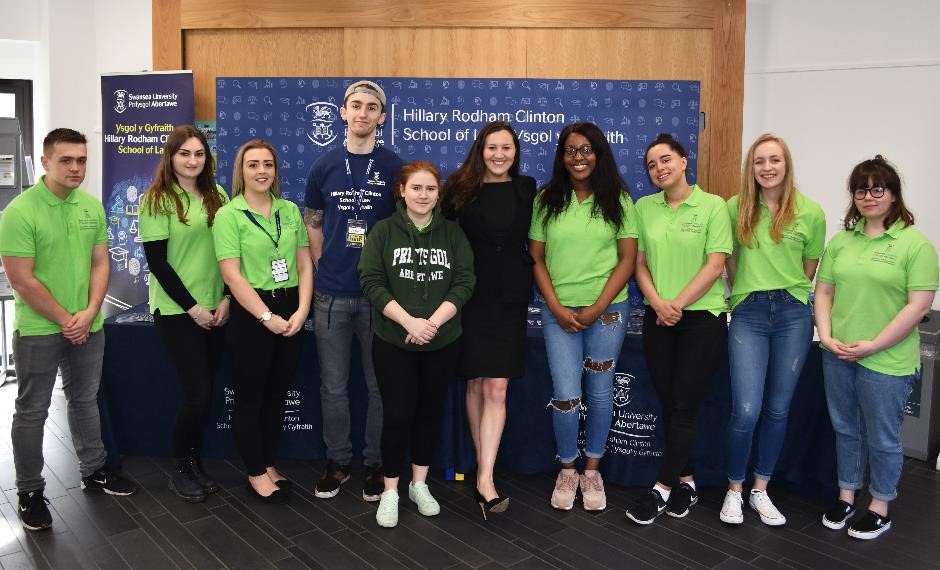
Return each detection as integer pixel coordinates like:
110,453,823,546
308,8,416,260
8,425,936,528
0,128,137,532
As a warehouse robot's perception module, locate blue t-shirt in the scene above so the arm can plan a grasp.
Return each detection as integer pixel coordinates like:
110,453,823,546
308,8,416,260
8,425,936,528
304,145,402,296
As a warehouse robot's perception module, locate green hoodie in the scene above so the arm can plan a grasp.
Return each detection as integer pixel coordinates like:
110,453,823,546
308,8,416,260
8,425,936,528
358,200,475,351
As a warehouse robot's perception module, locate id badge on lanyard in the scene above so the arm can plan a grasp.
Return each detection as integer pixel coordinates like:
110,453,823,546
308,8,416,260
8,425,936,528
271,258,289,283
345,155,374,248
346,218,367,248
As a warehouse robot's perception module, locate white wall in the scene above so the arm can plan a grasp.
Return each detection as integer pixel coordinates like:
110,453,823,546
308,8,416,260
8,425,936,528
743,0,940,306
0,0,151,198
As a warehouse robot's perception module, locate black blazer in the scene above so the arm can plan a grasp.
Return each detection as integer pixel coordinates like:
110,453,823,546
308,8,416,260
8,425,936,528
443,176,536,303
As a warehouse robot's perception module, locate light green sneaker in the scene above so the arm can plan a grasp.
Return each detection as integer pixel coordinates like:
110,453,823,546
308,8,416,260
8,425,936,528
376,489,399,528
408,481,440,516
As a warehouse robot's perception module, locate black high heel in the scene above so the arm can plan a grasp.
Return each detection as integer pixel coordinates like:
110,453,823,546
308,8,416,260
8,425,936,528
474,488,510,520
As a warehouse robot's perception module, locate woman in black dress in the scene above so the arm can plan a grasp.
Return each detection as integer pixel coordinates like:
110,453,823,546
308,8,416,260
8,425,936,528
442,121,536,518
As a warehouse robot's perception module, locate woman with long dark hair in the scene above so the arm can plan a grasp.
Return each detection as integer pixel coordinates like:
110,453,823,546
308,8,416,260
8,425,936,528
626,133,732,525
720,133,826,526
816,155,937,539
139,125,229,502
441,121,535,518
213,139,313,503
529,122,637,512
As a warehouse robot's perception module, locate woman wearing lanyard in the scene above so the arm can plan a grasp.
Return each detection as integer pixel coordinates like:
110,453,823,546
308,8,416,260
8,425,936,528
140,125,230,502
815,155,937,539
720,134,826,526
213,139,313,503
626,133,732,525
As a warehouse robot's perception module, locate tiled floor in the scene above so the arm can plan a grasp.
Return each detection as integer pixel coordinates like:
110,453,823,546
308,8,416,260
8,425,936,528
0,380,938,569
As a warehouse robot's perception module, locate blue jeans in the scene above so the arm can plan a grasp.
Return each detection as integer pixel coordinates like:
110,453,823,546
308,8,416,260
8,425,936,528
726,290,813,484
12,331,108,492
822,351,917,502
313,292,382,466
541,301,627,464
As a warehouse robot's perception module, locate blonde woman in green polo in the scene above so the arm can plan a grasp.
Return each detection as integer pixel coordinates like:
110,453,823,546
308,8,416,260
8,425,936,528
213,139,313,504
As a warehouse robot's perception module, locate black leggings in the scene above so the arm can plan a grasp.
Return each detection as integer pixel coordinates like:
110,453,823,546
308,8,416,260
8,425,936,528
372,335,458,479
227,289,303,476
642,309,727,488
153,311,225,457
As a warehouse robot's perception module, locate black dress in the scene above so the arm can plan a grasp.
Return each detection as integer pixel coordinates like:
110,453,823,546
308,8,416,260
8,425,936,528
444,177,536,379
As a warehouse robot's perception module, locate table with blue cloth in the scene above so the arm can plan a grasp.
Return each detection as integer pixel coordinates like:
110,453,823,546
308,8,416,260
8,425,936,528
100,305,837,497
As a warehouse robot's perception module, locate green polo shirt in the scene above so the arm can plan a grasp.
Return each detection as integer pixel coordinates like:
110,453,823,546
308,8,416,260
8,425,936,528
728,191,826,308
528,191,638,306
635,184,732,315
817,219,938,376
213,194,310,290
0,177,108,336
139,184,229,315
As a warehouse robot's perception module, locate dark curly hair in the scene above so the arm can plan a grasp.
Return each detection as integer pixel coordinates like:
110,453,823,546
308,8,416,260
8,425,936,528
442,120,520,215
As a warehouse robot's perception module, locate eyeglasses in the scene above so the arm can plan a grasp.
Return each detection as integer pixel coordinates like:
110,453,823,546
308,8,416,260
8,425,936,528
853,187,886,200
564,144,594,157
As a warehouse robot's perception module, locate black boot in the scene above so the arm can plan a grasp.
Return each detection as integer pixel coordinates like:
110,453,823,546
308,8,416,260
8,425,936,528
188,450,220,494
170,458,207,503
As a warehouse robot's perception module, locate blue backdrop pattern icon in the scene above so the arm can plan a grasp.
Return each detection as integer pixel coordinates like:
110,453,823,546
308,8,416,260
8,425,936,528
215,76,702,207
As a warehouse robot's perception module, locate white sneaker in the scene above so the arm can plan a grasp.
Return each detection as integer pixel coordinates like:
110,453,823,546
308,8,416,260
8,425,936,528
749,490,786,526
408,481,440,516
719,490,744,524
376,489,399,528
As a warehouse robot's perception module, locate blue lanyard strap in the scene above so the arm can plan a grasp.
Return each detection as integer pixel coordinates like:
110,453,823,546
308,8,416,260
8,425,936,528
345,153,375,220
242,209,282,253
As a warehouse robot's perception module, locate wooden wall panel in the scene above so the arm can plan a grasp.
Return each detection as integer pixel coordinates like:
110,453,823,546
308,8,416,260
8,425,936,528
155,0,745,198
178,0,714,30
186,29,344,119
342,28,526,77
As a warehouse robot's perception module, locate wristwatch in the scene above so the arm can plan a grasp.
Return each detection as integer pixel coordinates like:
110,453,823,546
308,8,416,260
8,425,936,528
259,310,273,322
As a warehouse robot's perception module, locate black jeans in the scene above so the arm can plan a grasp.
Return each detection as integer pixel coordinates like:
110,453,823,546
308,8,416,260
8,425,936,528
372,335,458,479
227,288,303,476
642,309,727,488
154,311,225,457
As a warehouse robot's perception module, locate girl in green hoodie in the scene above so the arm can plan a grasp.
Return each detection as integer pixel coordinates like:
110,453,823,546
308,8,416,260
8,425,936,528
358,160,475,528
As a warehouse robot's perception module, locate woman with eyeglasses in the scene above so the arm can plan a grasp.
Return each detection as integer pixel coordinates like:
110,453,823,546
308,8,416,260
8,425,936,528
625,133,732,526
719,134,826,527
815,155,937,540
529,122,637,512
441,121,536,519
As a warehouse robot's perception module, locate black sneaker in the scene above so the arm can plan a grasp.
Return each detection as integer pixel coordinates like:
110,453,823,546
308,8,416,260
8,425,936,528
81,467,138,496
666,482,698,518
169,459,207,503
822,500,855,530
625,489,667,525
314,460,350,499
363,464,383,502
848,510,891,540
18,491,52,531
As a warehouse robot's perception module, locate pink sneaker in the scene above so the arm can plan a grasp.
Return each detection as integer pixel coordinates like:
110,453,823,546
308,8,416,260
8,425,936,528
550,468,579,510
580,471,607,511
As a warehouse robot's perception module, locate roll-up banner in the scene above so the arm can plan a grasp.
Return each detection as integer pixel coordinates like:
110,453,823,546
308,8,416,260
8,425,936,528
100,71,194,315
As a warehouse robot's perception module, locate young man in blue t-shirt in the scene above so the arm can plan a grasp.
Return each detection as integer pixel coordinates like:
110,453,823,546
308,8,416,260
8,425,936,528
304,80,403,501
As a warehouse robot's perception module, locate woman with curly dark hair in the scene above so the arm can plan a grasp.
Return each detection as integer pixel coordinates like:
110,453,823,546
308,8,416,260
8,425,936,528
529,122,637,512
441,121,536,518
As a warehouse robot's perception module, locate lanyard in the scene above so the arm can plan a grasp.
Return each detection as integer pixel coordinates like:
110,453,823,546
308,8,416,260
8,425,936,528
242,209,281,254
345,153,374,220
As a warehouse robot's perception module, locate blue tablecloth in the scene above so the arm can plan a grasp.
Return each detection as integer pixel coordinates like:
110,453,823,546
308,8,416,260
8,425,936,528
100,305,837,496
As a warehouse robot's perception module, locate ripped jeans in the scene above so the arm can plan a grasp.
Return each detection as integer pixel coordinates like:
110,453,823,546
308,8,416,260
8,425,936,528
541,301,627,464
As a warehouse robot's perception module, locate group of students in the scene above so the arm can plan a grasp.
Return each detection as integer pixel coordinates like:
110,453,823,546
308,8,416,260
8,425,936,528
1,79,936,542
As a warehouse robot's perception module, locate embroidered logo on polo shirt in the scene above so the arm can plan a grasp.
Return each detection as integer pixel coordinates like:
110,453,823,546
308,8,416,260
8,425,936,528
680,213,704,234
872,243,898,265
78,208,98,230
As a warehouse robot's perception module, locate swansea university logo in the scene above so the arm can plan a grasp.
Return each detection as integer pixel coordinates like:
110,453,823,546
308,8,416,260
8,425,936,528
305,102,339,147
114,89,128,114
